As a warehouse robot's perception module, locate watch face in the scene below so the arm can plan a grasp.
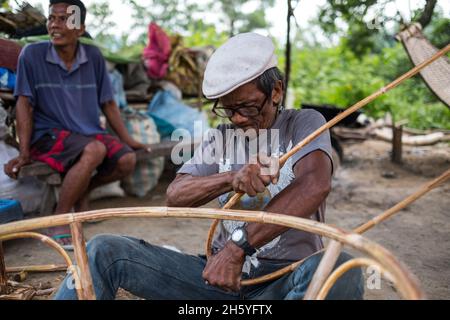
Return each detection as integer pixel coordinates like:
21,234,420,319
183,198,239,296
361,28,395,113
232,229,244,242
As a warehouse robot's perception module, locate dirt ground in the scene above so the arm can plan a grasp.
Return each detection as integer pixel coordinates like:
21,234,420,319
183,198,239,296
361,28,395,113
2,139,449,300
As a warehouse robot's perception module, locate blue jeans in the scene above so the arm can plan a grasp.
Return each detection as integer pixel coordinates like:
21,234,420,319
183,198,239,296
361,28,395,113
55,235,364,300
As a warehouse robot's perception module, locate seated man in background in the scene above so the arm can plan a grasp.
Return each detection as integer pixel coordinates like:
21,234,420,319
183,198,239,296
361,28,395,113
54,32,364,300
3,0,148,249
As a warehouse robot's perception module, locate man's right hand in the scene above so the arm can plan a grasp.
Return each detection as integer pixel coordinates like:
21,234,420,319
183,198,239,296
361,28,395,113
231,156,280,197
4,155,32,180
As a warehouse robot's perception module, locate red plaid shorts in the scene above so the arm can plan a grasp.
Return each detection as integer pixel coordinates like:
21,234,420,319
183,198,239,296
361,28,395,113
30,129,134,175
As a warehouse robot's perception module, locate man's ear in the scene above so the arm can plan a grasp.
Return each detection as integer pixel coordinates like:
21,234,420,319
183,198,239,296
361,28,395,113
272,80,284,106
76,24,86,38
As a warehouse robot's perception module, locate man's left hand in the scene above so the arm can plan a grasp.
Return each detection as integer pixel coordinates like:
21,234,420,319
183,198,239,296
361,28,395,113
202,242,246,293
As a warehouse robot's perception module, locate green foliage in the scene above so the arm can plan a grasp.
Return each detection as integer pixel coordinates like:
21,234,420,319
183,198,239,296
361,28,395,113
80,0,448,131
183,25,229,48
123,0,207,43
215,0,274,36
1,0,9,11
424,15,450,48
18,35,140,64
289,43,450,130
317,0,446,56
87,1,118,49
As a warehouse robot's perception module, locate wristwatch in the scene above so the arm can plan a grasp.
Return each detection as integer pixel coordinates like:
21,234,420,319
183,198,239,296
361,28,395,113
231,227,257,257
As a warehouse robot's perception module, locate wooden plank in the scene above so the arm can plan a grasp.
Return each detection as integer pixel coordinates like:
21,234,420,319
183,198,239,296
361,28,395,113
135,140,198,161
18,162,57,179
0,91,15,102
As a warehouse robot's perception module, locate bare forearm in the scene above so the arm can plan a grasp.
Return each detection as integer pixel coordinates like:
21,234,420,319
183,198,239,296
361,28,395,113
102,101,133,144
16,97,33,156
167,173,235,208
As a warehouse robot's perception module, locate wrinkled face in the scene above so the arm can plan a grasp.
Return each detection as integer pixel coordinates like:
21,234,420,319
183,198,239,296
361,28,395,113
218,81,283,133
47,3,85,47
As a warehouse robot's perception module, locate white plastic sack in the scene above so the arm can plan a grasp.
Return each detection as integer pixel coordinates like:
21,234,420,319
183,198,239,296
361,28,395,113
90,181,125,201
0,141,44,213
120,110,165,198
0,107,8,140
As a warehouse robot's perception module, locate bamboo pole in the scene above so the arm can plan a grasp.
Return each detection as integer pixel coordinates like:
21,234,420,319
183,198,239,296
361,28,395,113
70,222,96,300
205,43,450,258
6,265,67,274
304,241,343,300
355,168,450,234
0,242,7,295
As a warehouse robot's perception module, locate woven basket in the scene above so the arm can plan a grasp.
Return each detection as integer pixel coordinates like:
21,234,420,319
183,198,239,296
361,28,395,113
0,39,22,72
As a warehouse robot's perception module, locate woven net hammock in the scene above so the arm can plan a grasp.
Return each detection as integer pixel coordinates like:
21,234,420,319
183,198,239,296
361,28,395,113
396,23,450,108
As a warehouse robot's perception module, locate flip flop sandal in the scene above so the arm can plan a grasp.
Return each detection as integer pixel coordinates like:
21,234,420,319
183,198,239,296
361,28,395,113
51,234,74,252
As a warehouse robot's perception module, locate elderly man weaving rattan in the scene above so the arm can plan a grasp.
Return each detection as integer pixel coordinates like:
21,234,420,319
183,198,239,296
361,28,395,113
55,33,364,300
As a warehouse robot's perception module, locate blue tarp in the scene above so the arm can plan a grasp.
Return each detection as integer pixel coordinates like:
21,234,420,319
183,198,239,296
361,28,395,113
148,90,210,139
0,67,16,90
109,69,128,110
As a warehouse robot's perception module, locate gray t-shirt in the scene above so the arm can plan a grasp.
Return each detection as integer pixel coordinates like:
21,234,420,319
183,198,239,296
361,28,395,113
178,109,334,264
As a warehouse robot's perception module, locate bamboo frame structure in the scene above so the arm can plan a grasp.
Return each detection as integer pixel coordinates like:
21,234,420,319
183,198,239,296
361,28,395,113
0,40,446,303
0,207,426,300
204,43,450,290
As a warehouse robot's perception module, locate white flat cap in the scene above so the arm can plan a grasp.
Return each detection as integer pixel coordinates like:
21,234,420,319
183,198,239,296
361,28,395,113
203,32,278,100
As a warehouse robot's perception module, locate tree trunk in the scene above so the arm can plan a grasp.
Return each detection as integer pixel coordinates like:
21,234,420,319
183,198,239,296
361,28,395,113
417,0,437,28
284,0,293,105
392,125,403,164
229,19,235,37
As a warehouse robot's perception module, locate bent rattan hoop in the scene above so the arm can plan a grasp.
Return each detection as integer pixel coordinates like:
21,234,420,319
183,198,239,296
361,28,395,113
316,258,393,300
0,232,73,268
0,207,426,300
0,232,84,297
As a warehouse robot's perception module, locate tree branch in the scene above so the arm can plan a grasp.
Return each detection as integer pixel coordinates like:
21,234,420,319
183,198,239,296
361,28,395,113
417,0,437,28
284,0,294,105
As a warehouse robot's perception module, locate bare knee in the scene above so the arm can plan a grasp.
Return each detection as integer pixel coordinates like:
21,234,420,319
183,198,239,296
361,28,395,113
80,141,107,167
116,152,136,177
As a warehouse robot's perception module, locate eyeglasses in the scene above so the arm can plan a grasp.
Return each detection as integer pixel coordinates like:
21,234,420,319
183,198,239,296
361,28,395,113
212,96,268,119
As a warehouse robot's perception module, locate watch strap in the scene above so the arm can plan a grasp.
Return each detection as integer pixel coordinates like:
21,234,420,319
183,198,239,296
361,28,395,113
232,228,257,257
